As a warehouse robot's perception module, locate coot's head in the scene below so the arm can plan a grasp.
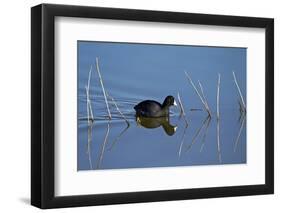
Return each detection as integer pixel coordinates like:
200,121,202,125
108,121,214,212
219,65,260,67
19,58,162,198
162,95,177,108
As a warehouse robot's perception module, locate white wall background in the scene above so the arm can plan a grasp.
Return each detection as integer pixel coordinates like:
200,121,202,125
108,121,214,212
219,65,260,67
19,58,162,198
0,0,279,212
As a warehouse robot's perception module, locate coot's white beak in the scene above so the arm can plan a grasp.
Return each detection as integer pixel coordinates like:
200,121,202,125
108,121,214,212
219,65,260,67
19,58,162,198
173,100,177,106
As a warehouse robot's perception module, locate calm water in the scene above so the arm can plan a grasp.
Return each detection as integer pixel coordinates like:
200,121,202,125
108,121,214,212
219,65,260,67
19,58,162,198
77,41,246,171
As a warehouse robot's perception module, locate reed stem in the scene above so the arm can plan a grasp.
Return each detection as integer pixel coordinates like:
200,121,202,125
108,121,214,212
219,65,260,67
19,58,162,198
85,86,93,122
184,72,211,116
177,92,188,126
85,70,94,169
85,87,90,125
216,73,222,163
86,65,94,121
107,92,130,126
95,57,112,119
198,80,211,116
233,71,246,111
87,65,92,92
216,74,221,119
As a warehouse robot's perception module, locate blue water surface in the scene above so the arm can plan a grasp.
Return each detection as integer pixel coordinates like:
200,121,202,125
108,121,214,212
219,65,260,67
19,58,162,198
77,41,246,171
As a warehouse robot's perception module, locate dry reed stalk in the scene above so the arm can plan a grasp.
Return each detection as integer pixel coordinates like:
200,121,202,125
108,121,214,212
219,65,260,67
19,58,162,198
184,72,211,116
177,92,188,126
216,74,221,119
107,92,130,126
85,87,90,125
95,57,112,119
216,74,222,162
87,65,92,92
85,86,93,122
86,66,94,121
198,80,211,116
232,71,246,111
85,76,94,168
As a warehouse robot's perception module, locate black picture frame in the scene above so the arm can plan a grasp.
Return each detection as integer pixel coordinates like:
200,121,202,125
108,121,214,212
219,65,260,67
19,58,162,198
31,3,274,209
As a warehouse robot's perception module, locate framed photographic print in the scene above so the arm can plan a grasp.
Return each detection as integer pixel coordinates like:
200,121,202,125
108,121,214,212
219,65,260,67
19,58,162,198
31,3,274,209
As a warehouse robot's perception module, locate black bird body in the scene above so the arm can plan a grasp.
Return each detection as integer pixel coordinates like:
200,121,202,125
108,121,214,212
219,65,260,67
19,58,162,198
134,96,177,118
134,100,167,117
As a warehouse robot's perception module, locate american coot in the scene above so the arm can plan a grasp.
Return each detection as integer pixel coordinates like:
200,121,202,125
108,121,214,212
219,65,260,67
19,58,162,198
136,116,177,136
134,95,177,118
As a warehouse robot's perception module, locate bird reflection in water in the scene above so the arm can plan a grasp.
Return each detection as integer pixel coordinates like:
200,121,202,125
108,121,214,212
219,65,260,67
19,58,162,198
135,115,177,136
